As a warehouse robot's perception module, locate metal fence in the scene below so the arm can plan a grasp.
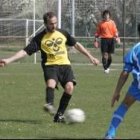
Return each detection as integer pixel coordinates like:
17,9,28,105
0,0,140,63
0,0,140,37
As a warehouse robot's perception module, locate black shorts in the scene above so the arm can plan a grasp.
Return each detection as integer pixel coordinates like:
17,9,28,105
42,65,76,87
101,38,115,54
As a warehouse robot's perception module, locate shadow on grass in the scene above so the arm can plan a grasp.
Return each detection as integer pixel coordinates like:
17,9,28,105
0,119,41,124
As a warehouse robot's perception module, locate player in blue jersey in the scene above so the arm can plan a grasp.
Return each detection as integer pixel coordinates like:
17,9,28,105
105,23,140,139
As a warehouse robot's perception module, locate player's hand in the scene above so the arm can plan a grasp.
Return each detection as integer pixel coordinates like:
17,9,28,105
111,92,120,107
93,58,100,66
0,60,6,67
89,56,100,66
93,40,99,48
115,37,121,44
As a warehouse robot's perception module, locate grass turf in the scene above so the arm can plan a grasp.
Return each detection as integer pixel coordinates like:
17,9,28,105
0,63,139,139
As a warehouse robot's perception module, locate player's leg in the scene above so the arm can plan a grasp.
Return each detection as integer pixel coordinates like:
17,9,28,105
101,39,109,73
105,53,112,74
54,66,76,123
105,94,136,139
107,54,112,69
44,79,57,115
42,65,58,115
54,82,74,123
102,52,109,71
107,39,115,70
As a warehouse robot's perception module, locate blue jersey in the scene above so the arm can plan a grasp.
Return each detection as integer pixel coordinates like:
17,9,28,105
123,42,140,89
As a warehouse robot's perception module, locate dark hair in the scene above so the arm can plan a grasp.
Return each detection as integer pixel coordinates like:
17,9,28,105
43,12,56,24
102,10,111,18
138,23,140,36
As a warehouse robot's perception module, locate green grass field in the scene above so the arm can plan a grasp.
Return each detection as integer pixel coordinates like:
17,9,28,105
0,62,140,139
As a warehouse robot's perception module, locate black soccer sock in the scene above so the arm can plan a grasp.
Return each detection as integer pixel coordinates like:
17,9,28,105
107,57,112,68
46,87,55,105
102,57,108,70
57,92,72,115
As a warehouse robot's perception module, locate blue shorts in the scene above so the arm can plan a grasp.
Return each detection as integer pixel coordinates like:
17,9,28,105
127,83,140,101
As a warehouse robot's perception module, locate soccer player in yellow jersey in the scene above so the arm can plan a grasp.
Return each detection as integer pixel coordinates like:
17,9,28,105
0,12,99,123
94,10,120,74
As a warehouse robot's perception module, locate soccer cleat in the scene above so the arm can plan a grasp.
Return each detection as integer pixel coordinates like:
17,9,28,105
104,68,110,74
53,112,65,123
43,104,56,116
104,126,116,139
104,135,114,139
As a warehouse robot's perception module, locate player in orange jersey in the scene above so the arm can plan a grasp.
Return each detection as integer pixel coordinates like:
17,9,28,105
94,10,120,74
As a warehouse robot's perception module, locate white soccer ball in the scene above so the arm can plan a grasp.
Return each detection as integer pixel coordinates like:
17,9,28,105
65,108,86,123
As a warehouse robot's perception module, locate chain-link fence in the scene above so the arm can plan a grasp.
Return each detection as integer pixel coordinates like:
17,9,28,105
0,0,139,63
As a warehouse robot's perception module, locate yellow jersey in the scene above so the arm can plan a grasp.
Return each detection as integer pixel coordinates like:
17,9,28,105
24,29,76,65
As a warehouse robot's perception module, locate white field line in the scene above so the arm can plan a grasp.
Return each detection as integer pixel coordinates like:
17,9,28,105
0,62,123,66
72,63,123,66
0,63,123,75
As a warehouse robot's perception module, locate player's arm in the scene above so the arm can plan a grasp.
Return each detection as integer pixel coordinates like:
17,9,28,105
93,24,101,48
0,50,27,67
94,23,101,40
111,71,129,107
114,31,121,44
112,21,121,44
74,42,100,65
0,34,41,67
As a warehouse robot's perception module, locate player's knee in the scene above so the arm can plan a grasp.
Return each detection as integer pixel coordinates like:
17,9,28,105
103,53,108,59
65,82,74,94
46,79,57,88
122,95,136,108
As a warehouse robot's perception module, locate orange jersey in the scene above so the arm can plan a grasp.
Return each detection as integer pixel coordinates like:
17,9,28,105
95,19,118,38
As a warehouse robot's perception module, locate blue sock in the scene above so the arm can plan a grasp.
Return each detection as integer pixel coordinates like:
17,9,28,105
106,103,128,137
